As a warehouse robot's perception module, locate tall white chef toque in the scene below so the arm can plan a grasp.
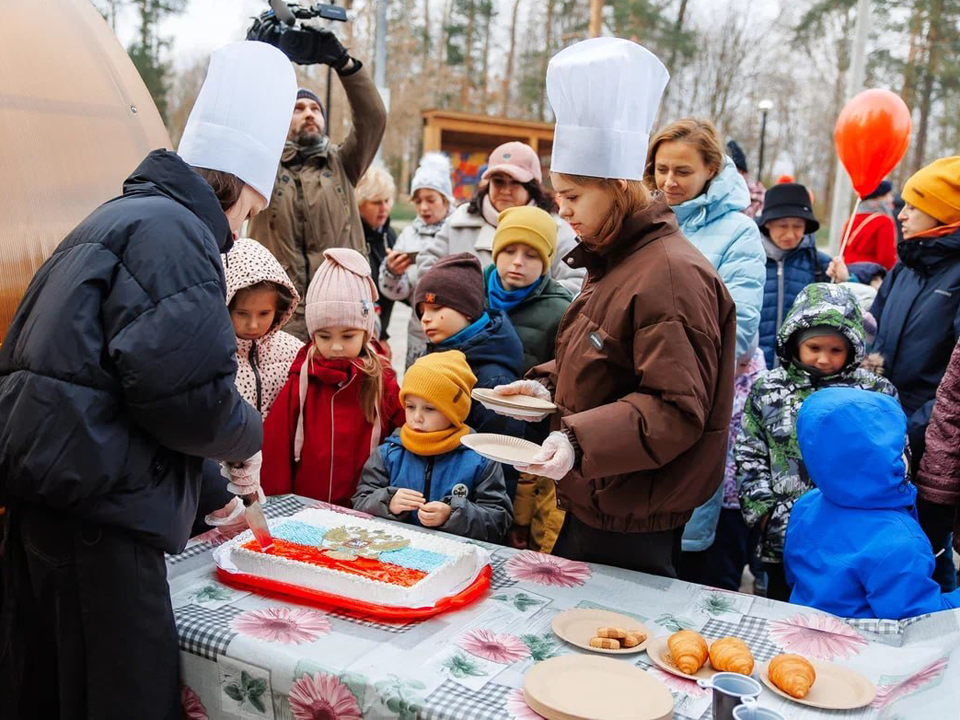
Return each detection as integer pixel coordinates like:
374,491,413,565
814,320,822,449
178,41,297,204
547,37,669,181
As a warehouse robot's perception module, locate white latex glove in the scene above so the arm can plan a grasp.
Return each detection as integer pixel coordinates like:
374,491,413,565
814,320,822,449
204,497,248,538
224,451,262,496
491,380,553,422
516,431,575,480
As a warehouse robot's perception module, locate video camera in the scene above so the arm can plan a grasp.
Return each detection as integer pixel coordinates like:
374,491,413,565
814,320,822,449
247,1,349,66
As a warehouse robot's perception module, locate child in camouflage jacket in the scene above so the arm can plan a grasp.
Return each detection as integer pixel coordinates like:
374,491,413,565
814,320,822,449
736,283,898,601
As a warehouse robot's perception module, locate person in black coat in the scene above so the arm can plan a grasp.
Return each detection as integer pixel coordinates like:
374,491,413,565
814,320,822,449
870,157,960,593
357,166,399,346
0,42,297,720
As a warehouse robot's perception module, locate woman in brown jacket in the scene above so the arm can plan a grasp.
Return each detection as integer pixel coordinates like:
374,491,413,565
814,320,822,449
493,37,737,578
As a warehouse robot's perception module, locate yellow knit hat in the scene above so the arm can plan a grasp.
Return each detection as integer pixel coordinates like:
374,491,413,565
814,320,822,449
492,206,558,270
902,157,960,225
400,351,477,427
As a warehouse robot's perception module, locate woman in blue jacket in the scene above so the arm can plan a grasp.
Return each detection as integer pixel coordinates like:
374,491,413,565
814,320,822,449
645,118,766,575
785,388,960,619
756,183,833,368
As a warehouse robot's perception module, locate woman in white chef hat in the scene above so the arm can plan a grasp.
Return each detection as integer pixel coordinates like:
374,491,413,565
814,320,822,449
491,38,738,577
0,41,295,718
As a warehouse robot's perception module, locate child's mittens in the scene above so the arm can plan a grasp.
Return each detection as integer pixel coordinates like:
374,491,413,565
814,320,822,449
590,637,621,650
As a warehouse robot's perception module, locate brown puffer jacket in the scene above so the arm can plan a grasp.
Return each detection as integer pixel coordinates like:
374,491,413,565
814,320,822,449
248,67,386,341
530,198,737,534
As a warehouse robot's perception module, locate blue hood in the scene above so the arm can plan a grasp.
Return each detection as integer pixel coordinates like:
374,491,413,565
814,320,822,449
450,309,524,378
672,157,750,230
797,387,913,509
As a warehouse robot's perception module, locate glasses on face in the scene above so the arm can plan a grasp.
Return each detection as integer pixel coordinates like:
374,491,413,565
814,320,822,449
490,176,522,191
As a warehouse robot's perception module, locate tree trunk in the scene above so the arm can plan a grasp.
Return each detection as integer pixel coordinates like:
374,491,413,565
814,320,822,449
912,0,942,174
480,3,493,109
589,0,603,38
438,0,454,106
538,0,556,120
501,0,523,116
659,0,689,113
461,1,477,110
897,4,925,186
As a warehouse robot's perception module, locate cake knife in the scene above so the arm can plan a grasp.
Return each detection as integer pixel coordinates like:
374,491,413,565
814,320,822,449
242,493,274,551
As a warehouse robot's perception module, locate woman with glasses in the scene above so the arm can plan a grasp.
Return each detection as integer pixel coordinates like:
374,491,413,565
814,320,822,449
416,141,585,295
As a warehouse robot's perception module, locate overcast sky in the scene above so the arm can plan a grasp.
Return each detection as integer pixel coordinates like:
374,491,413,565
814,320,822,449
110,0,267,69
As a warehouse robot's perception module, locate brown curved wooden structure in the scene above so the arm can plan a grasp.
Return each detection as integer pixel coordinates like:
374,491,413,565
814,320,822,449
0,0,171,341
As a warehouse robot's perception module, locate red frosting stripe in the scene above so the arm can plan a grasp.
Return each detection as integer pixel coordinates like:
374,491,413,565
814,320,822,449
241,539,428,587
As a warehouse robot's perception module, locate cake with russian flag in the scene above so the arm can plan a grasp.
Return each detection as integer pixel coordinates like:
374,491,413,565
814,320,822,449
214,507,489,609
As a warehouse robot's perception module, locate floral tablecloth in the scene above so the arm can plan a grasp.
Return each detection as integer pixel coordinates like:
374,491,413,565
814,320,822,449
169,495,960,720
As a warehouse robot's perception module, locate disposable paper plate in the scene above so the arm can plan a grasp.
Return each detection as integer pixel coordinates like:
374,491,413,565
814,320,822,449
461,433,541,465
471,388,557,413
551,608,651,655
758,659,876,710
645,635,718,681
523,655,673,720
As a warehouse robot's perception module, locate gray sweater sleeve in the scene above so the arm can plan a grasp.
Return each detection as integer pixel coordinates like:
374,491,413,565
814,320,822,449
352,445,405,521
441,459,513,543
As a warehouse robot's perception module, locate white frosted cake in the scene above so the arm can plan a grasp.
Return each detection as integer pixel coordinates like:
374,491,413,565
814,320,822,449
214,508,489,608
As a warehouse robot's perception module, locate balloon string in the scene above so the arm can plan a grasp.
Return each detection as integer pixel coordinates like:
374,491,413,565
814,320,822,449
838,196,862,258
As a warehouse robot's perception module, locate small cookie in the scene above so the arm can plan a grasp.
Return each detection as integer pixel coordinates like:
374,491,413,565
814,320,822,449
621,632,646,648
597,627,628,639
590,637,621,649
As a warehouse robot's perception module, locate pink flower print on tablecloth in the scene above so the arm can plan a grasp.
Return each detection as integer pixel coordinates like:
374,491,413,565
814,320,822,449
505,551,591,588
768,613,867,661
231,606,331,644
181,684,208,720
505,688,545,719
458,629,531,664
871,656,948,709
289,672,363,720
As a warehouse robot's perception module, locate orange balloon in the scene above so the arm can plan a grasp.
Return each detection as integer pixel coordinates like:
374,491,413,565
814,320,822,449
835,89,911,198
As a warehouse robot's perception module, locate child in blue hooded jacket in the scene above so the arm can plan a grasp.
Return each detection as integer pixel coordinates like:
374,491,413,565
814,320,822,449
785,387,960,619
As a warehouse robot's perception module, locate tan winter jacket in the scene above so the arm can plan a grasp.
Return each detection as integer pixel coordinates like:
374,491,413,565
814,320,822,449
222,238,304,417
530,197,737,534
247,67,387,341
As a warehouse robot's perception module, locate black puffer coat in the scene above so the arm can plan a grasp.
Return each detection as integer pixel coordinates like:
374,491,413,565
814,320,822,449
0,150,262,553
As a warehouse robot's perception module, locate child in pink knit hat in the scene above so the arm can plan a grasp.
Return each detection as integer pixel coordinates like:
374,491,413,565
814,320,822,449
261,248,405,506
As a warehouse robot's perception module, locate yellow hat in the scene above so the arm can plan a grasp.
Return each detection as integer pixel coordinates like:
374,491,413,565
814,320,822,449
400,351,477,427
492,206,558,270
902,157,960,225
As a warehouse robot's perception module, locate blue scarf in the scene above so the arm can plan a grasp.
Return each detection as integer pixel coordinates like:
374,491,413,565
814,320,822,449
437,312,492,349
486,271,539,313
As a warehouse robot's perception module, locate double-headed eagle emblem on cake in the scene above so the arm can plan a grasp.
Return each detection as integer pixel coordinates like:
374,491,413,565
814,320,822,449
321,526,410,561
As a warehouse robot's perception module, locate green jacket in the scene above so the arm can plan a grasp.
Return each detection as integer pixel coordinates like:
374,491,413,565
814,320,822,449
483,265,573,373
736,283,898,562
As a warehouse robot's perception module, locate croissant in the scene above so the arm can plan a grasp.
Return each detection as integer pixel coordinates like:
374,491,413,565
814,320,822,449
769,654,816,699
709,636,755,675
668,630,708,674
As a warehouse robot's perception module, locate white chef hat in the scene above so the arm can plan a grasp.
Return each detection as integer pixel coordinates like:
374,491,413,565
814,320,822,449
547,38,669,181
178,41,297,203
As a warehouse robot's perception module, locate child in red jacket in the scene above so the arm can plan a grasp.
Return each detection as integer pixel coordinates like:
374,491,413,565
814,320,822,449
261,249,404,506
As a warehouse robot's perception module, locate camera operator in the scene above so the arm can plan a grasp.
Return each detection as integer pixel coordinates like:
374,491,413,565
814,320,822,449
248,26,387,342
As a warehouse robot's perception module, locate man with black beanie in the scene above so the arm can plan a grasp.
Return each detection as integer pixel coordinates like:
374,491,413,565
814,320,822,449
249,37,387,341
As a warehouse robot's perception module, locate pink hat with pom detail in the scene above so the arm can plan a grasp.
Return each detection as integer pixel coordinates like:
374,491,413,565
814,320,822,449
304,248,378,339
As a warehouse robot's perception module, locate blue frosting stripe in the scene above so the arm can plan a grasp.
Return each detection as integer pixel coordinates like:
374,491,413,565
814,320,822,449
272,521,328,547
379,547,449,572
269,520,450,573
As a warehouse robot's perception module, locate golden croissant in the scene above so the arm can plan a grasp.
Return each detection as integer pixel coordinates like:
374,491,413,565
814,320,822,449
709,636,755,675
668,630,708,674
769,654,816,698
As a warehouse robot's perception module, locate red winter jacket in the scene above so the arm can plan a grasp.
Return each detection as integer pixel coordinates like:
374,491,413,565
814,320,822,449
841,211,898,270
261,347,404,506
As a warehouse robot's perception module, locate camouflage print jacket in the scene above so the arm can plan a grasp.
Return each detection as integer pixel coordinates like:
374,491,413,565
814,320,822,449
736,283,898,562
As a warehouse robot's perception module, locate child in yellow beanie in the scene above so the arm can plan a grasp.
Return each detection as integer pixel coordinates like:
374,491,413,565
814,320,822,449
486,206,574,373
353,351,513,542
485,206,574,554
